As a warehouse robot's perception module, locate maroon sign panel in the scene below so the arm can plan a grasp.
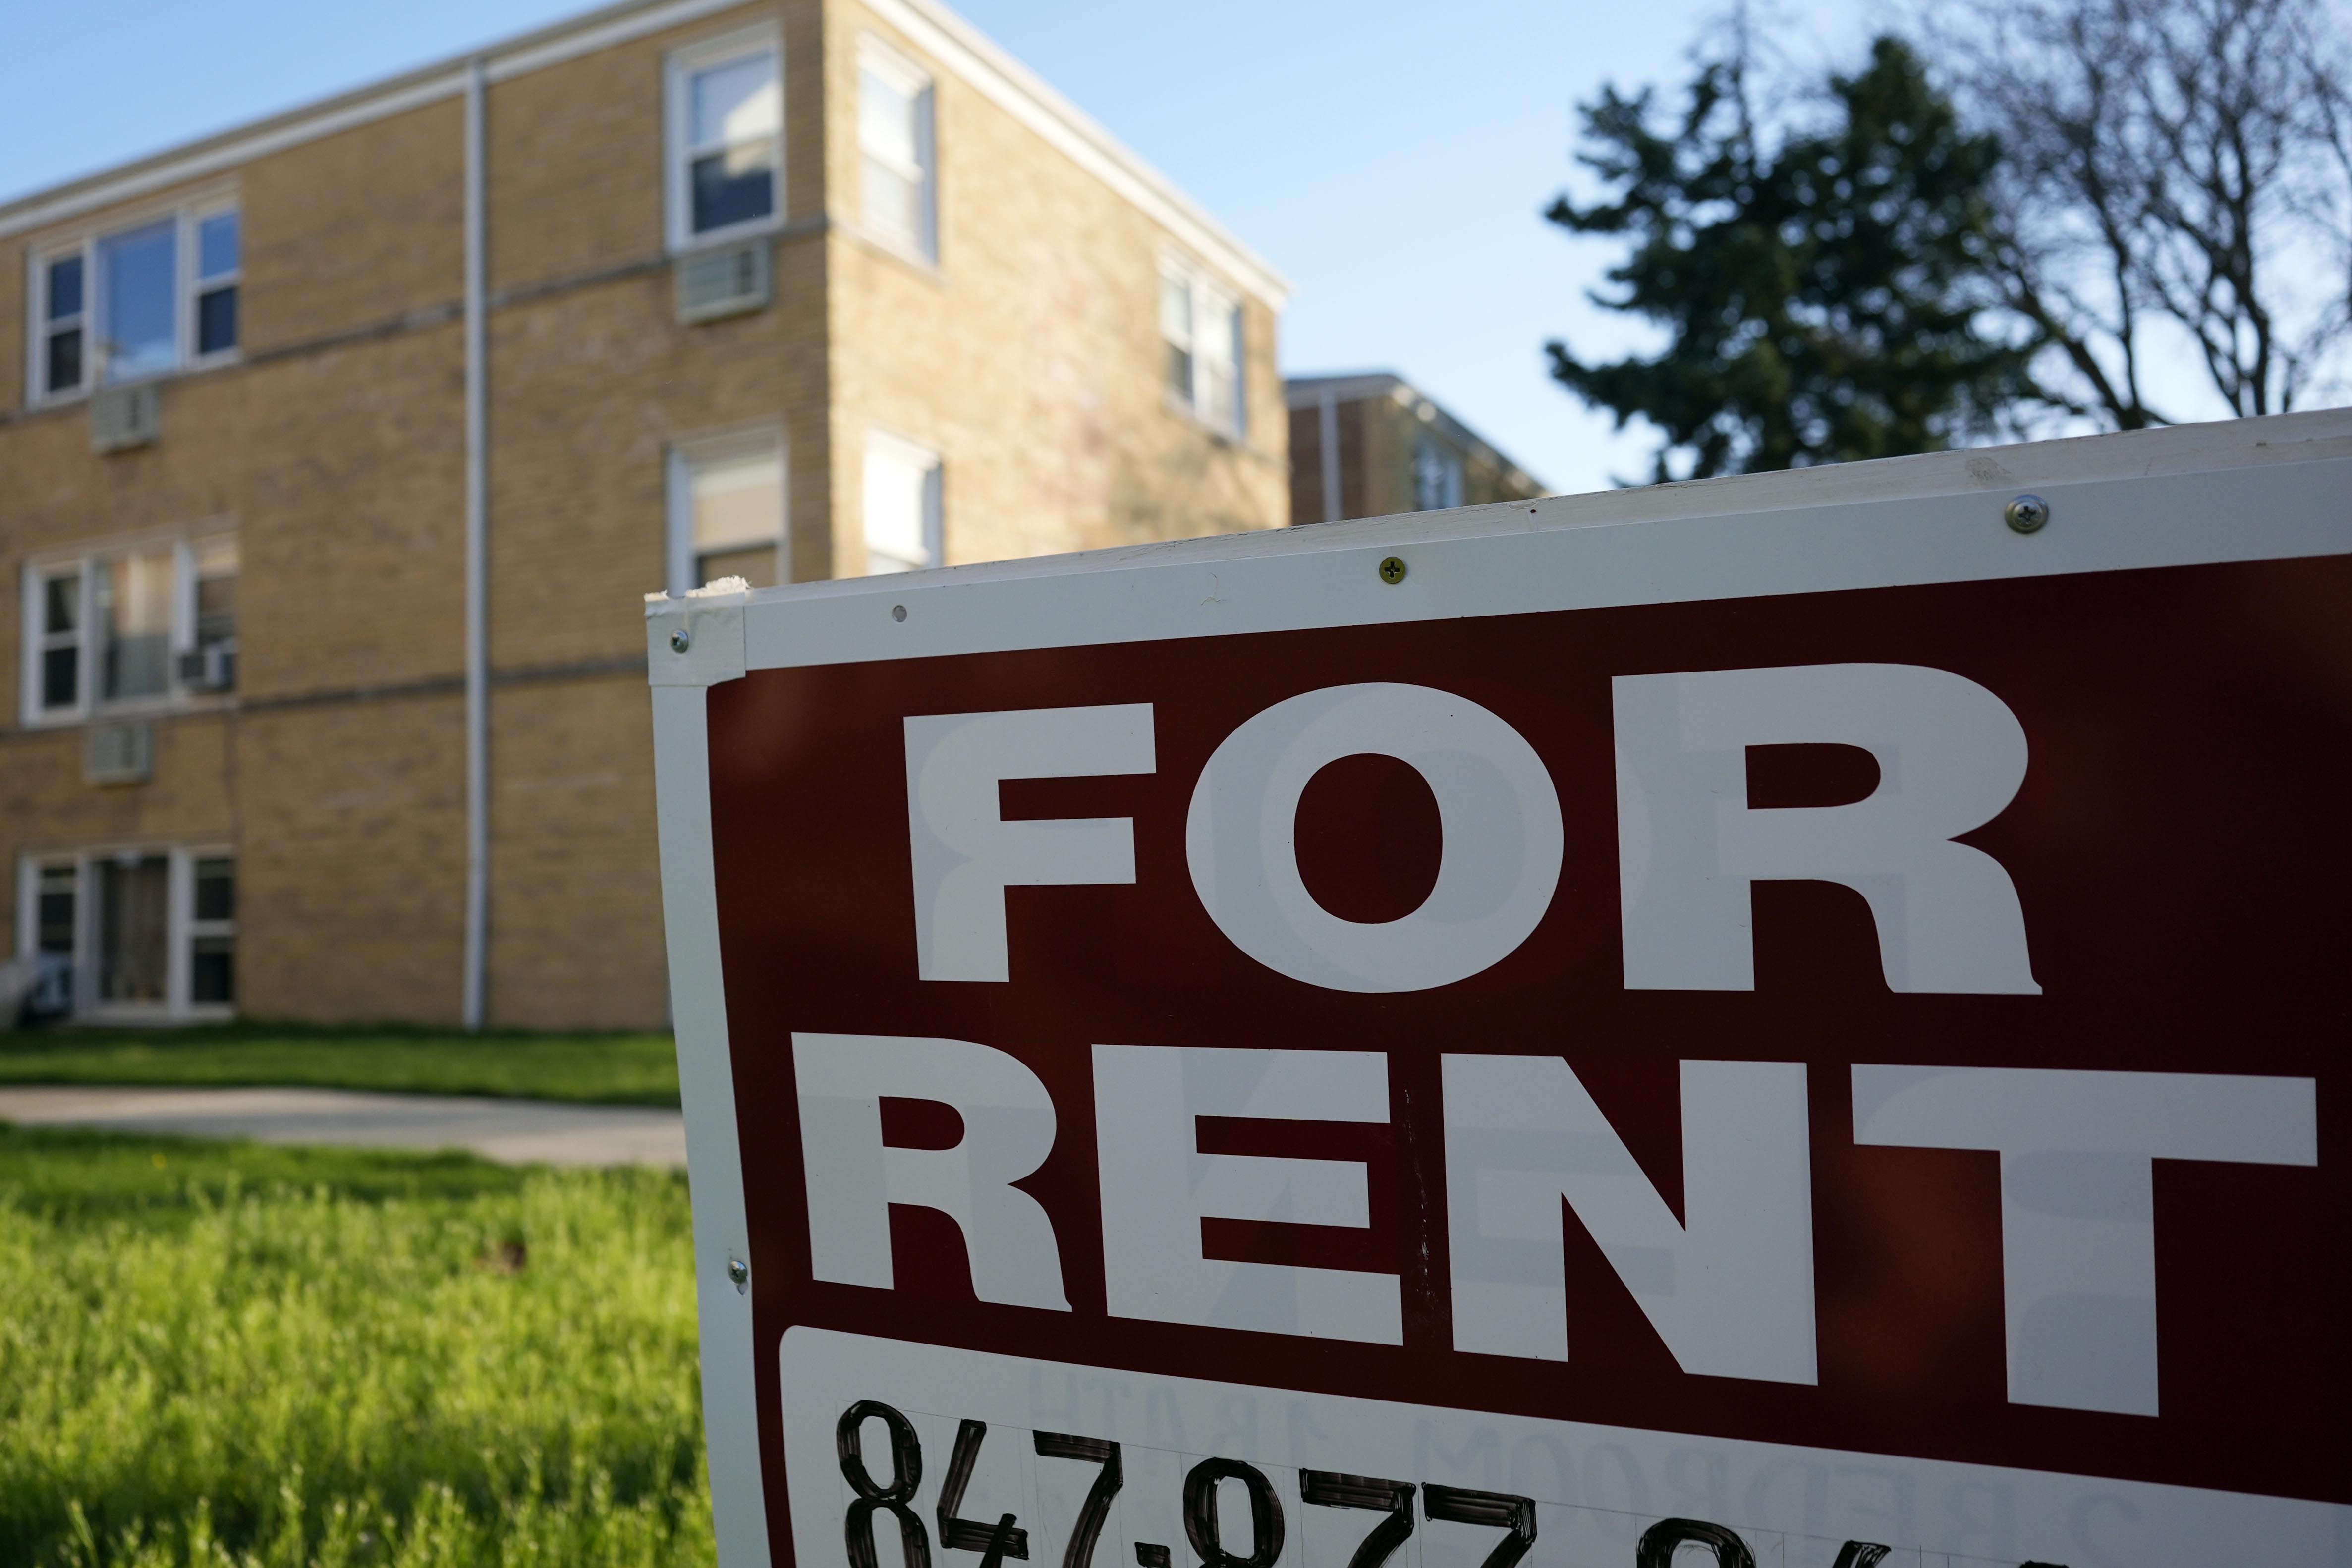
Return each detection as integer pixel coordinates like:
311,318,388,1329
703,555,2345,1568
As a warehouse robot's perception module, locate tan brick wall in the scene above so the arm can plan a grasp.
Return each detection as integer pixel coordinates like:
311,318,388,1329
237,696,467,1024
485,237,829,670
242,100,466,352
487,674,665,1028
820,0,1286,578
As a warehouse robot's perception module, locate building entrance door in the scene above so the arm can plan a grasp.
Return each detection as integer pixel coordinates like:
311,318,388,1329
97,854,169,1005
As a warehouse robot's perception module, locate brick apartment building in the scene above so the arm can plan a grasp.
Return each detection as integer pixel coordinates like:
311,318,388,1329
0,0,1290,1029
1287,372,1542,525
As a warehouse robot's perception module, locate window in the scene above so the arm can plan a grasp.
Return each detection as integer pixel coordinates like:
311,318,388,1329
196,210,240,357
31,201,241,399
29,861,77,1017
97,546,175,703
669,433,786,591
17,849,235,1020
97,852,170,1005
22,532,237,723
1413,437,1465,511
862,430,942,574
190,856,236,1006
669,33,782,247
1159,257,1244,436
859,39,936,261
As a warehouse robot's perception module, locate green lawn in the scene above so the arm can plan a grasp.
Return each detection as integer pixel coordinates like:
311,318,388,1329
0,1024,681,1107
0,1125,712,1566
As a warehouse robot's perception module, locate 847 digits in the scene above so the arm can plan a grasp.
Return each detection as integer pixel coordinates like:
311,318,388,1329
833,1400,1931,1568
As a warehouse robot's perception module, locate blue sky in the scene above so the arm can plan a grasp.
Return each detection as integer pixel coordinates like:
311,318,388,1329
0,0,1873,495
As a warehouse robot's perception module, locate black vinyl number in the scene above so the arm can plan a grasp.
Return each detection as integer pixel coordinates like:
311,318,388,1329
1035,1430,1125,1568
835,1403,2043,1568
940,1421,1032,1560
840,1400,933,1568
1183,1458,1285,1568
1300,1472,1415,1568
1635,1519,1751,1568
1421,1484,1535,1568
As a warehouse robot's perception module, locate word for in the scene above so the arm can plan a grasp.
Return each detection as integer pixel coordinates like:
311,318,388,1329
902,666,2042,995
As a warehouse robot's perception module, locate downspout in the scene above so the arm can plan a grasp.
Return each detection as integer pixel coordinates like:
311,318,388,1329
1318,389,1343,523
461,57,490,1030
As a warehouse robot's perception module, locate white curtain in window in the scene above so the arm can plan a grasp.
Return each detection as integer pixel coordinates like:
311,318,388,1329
859,47,934,258
863,431,940,574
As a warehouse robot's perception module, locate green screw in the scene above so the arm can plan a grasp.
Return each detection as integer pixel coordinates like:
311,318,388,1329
1378,556,1407,585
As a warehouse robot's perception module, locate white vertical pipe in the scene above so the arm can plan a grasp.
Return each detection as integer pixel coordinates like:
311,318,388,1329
1318,388,1343,523
461,57,490,1031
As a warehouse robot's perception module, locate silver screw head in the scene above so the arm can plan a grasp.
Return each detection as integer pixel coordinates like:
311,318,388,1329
727,1255,749,1291
2005,494,2050,534
891,604,908,622
669,627,691,654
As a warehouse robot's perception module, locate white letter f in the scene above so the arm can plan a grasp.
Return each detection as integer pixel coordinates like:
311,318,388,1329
905,704,1156,982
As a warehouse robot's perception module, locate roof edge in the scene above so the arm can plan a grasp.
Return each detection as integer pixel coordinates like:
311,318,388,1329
862,0,1291,307
0,0,1295,309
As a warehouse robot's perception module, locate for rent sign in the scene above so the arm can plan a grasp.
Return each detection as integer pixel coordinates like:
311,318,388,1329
646,412,2351,1568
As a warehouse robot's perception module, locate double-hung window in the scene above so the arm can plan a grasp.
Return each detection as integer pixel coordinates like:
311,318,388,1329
669,432,786,591
859,38,936,261
1159,257,1244,436
18,849,236,1020
31,202,241,399
23,533,239,723
862,429,942,574
1413,437,1466,511
669,32,782,248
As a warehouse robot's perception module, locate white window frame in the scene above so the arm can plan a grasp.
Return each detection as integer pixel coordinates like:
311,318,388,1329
1158,253,1246,438
861,427,944,575
665,25,785,254
666,427,788,594
16,844,236,1023
1414,435,1467,511
856,34,938,264
19,527,237,727
25,195,242,406
189,199,242,367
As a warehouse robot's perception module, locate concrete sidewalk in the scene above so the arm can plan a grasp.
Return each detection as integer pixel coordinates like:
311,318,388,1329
0,1085,686,1168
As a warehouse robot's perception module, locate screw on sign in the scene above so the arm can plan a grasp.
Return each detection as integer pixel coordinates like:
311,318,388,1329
646,411,2352,1568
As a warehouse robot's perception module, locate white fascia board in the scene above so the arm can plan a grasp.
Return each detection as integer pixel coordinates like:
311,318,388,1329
0,0,759,243
692,408,2352,676
861,0,1294,310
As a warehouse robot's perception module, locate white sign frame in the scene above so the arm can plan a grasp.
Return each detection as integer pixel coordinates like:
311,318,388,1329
647,408,2352,1568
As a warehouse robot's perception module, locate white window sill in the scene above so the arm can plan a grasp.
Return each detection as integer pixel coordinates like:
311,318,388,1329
20,693,237,730
23,352,244,414
840,221,943,281
670,214,784,257
1162,392,1244,446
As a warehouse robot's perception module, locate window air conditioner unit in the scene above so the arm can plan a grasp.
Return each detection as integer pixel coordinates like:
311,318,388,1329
676,241,772,324
86,721,154,786
176,643,238,692
91,383,161,453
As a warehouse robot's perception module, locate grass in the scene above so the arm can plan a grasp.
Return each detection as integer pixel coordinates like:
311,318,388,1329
0,1125,712,1566
0,1024,681,1108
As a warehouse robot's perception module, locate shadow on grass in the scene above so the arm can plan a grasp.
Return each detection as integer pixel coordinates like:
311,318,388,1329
0,1021,681,1107
0,1123,533,1224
